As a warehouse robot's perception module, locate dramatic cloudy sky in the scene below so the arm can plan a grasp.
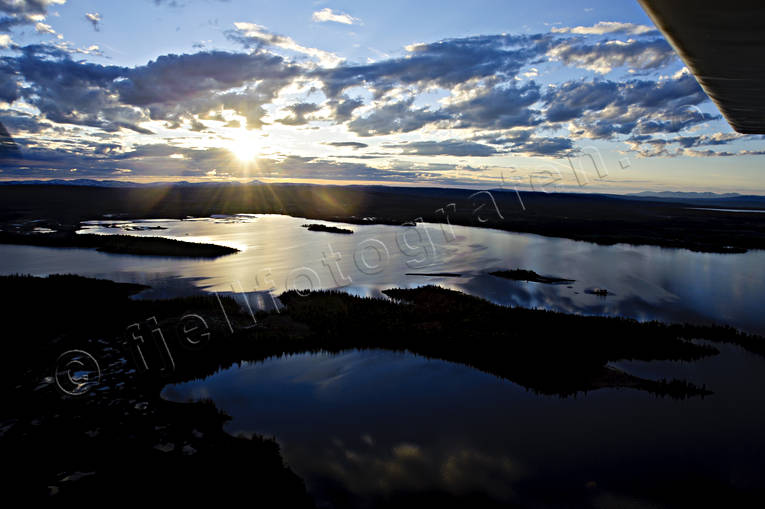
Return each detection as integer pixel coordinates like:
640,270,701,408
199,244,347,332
1,0,764,193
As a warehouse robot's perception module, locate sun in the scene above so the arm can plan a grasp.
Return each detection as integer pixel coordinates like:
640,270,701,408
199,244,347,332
230,141,258,162
228,131,260,162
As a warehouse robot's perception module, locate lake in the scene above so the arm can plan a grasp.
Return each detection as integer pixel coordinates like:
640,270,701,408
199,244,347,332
162,346,765,508
1,213,764,334
4,213,765,506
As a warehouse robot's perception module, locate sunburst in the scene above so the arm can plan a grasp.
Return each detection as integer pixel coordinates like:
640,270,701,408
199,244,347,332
227,130,259,162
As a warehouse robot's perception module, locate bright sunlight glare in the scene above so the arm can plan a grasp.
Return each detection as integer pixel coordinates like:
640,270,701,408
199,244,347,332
228,131,260,162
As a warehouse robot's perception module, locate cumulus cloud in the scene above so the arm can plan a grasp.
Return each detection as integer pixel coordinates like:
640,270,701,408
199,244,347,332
275,102,320,126
229,22,343,67
543,73,712,139
4,23,685,140
0,58,20,102
0,0,64,33
506,135,574,157
4,45,137,131
552,21,657,36
312,8,359,25
348,98,449,136
445,83,542,130
327,95,364,122
33,20,54,34
118,51,296,106
5,19,763,183
388,140,500,157
477,129,575,157
0,109,51,132
1,46,299,132
625,132,765,158
85,12,100,31
346,83,542,135
548,37,676,74
0,0,65,15
316,33,548,99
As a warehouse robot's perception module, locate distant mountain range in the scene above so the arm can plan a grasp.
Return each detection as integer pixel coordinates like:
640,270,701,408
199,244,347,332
0,179,763,206
626,191,742,199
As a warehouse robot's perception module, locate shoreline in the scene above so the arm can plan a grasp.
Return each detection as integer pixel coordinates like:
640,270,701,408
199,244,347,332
0,231,239,258
5,274,764,499
2,184,765,253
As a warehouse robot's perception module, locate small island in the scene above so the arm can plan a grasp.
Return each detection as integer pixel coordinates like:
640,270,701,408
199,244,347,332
102,223,168,231
301,223,354,234
406,272,462,277
490,269,575,284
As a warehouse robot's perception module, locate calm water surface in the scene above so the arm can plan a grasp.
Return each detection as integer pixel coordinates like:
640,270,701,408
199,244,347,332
162,347,765,508
4,214,765,506
0,214,763,333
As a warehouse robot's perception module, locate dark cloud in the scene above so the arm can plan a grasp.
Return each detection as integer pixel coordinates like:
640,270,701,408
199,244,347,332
0,59,20,103
388,140,500,157
544,80,620,123
324,141,368,149
543,73,712,139
0,15,25,32
625,132,765,157
0,140,238,177
336,83,542,135
276,102,320,126
327,95,364,122
348,98,450,136
118,51,295,106
4,45,139,132
0,110,51,132
316,33,550,99
446,83,541,129
548,37,675,74
3,20,756,181
508,136,574,156
637,107,719,135
0,28,692,140
0,0,62,16
686,149,765,157
0,0,62,33
478,130,574,157
0,120,20,157
315,32,674,103
1,47,299,131
121,51,298,129
0,139,460,183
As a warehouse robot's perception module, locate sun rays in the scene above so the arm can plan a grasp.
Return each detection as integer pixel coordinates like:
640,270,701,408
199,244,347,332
227,129,260,162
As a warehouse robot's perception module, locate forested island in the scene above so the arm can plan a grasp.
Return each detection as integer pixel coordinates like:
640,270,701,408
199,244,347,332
2,183,765,253
490,269,574,284
0,231,238,257
301,223,354,234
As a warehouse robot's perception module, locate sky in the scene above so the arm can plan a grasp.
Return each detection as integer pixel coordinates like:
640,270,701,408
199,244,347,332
1,0,764,194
